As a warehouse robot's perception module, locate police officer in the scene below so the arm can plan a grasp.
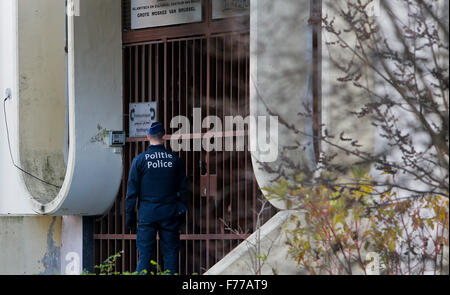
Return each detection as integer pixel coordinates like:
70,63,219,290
126,122,187,275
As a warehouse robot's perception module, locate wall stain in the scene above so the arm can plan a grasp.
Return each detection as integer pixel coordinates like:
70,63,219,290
22,153,64,204
38,217,61,275
90,124,108,144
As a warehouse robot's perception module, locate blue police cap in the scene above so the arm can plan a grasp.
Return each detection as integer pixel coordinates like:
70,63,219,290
149,122,165,135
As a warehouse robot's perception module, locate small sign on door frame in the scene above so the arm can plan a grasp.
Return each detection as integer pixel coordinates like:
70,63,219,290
129,102,158,138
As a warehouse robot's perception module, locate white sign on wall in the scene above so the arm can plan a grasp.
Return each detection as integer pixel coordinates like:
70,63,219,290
129,102,158,137
131,0,202,30
212,0,250,20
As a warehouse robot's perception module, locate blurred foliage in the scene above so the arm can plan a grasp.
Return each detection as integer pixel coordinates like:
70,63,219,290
264,172,449,275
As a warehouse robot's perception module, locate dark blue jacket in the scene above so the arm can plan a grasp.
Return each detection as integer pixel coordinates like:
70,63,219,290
126,144,187,224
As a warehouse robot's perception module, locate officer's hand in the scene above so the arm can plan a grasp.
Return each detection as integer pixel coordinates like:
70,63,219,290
126,215,137,231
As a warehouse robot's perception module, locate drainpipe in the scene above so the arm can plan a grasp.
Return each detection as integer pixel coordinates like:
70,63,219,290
309,0,322,161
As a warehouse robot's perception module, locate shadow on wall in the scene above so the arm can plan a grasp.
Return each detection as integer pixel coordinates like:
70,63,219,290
249,0,317,210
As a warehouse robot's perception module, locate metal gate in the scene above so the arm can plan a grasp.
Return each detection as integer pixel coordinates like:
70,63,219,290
93,2,278,274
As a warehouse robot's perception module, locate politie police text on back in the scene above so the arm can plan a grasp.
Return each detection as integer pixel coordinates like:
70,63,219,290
145,152,174,169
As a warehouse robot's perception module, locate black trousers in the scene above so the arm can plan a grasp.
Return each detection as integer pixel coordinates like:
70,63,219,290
136,217,180,275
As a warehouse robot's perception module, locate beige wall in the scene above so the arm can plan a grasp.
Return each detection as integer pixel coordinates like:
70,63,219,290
18,0,67,204
0,216,62,275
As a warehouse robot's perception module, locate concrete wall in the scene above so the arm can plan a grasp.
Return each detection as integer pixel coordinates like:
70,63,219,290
0,0,64,275
0,215,86,275
18,0,67,204
60,216,83,275
1,0,123,216
0,0,68,213
321,0,375,175
249,0,316,210
249,0,375,209
0,0,36,215
206,211,308,275
0,216,62,275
